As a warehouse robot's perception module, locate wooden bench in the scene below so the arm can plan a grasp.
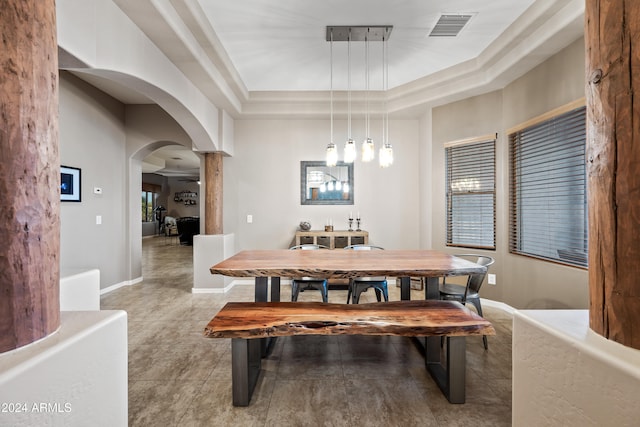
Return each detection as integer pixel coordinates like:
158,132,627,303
204,300,496,406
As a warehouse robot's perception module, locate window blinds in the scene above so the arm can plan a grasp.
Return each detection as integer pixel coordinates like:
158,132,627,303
445,138,496,249
509,106,587,268
142,183,161,193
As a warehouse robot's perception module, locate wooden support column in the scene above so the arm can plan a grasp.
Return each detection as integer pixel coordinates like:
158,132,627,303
204,152,223,234
0,0,60,352
586,0,640,349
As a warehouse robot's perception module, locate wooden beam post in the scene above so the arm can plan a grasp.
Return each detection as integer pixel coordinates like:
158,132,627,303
586,0,640,349
204,152,223,234
0,0,60,352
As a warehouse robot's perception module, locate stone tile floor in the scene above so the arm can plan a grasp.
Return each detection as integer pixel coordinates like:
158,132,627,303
101,237,512,426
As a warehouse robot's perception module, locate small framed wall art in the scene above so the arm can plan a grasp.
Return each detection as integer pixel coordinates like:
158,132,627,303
60,165,81,202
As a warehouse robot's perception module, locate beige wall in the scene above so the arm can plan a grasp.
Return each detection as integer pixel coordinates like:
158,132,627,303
59,73,128,289
430,37,588,309
60,73,194,289
227,118,421,251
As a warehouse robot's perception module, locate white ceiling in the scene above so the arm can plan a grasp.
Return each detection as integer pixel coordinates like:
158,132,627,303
95,0,585,105
82,0,582,174
197,0,536,91
142,145,200,178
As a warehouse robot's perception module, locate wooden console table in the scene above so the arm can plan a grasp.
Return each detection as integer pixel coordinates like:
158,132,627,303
295,230,368,249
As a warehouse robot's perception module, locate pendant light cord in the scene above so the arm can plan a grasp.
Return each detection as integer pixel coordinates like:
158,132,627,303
330,30,334,142
383,33,387,144
365,30,369,138
347,29,351,140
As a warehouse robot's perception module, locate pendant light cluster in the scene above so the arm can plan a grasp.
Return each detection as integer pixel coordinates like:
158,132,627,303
326,26,394,168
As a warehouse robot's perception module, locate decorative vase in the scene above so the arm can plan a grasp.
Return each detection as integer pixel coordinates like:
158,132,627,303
299,221,311,231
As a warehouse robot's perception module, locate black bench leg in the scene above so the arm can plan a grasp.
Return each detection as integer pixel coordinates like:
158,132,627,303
446,336,466,403
231,338,262,406
425,336,466,404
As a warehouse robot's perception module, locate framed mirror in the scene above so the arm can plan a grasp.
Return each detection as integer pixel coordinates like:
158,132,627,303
301,161,354,205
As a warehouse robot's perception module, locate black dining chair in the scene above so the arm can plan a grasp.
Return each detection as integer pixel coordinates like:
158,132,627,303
439,254,495,349
289,244,329,302
343,244,389,304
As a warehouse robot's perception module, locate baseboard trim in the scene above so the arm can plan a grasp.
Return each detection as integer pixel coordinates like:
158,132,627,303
481,298,516,315
191,282,236,294
192,278,291,293
100,276,143,295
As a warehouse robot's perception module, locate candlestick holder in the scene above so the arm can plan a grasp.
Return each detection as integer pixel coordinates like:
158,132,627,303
348,218,353,231
356,218,361,231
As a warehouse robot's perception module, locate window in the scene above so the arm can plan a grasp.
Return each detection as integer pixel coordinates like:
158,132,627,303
445,135,496,249
509,104,587,268
142,183,160,222
142,191,154,222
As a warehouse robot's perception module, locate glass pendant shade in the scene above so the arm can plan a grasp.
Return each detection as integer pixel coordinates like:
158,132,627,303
362,138,375,162
344,139,356,163
379,143,394,168
320,182,326,192
326,142,338,167
335,180,342,191
342,182,350,193
327,181,335,191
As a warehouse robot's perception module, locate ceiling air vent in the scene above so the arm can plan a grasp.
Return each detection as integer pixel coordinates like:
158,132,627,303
429,14,473,37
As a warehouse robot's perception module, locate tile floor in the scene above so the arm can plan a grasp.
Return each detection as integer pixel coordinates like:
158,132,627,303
101,237,513,426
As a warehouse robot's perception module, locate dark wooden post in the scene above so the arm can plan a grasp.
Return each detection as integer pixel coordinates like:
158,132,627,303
585,0,640,349
204,152,223,234
0,0,60,352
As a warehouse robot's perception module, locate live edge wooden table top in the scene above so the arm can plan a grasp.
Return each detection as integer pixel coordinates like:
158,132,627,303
209,249,487,302
209,249,485,280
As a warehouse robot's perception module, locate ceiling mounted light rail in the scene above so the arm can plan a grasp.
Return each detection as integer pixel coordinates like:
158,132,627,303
326,26,393,42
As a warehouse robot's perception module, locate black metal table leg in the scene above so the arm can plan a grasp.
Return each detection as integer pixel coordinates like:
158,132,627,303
255,277,268,302
270,276,281,302
254,277,270,356
409,276,441,354
255,277,281,355
424,276,439,300
400,276,411,300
